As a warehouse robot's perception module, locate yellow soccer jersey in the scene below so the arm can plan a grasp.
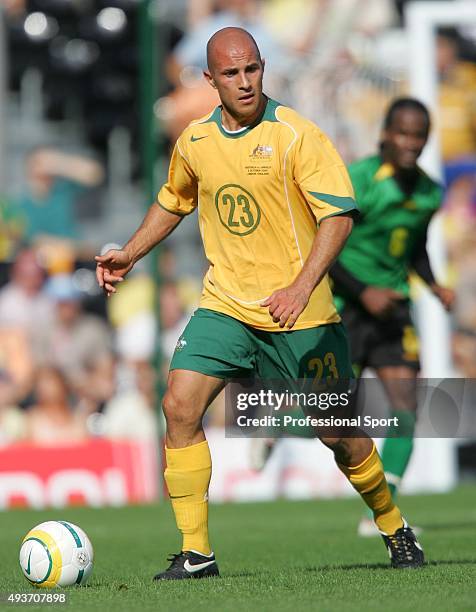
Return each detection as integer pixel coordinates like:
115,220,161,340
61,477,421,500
157,97,357,331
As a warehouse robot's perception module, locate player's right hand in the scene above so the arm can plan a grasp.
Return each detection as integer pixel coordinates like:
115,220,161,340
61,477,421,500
359,286,404,318
95,249,133,297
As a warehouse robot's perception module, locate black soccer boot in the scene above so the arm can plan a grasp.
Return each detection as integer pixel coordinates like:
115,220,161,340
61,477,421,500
153,550,219,580
381,519,425,569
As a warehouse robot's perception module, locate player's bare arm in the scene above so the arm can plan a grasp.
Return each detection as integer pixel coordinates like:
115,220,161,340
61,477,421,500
359,286,405,318
330,260,404,318
411,230,455,311
430,284,455,311
95,204,182,296
261,213,354,329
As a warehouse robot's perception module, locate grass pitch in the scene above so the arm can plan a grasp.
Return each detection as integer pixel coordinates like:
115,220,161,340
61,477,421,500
1,485,475,612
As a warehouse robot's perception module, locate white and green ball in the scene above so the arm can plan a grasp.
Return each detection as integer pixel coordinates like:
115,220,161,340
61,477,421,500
19,521,93,588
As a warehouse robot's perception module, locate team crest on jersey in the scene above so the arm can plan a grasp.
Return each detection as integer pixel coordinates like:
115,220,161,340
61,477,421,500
250,144,273,159
175,337,187,352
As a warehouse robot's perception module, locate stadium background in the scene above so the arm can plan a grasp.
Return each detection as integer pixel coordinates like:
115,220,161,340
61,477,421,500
0,0,475,510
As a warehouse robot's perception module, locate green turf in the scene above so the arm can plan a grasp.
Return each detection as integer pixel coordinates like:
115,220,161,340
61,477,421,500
1,486,476,612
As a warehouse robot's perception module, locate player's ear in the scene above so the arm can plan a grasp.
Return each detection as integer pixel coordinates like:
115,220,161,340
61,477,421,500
261,57,265,72
203,69,216,89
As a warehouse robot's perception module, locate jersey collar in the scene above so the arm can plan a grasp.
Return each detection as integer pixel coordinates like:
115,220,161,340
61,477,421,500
206,96,279,139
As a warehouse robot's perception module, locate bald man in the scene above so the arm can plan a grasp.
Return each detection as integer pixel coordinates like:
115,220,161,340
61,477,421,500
96,27,424,579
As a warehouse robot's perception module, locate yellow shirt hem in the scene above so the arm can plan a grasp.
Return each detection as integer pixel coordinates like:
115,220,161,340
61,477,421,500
197,302,341,332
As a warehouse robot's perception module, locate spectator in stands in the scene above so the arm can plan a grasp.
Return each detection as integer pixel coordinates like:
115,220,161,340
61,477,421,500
106,259,157,363
436,29,476,358
0,369,26,445
436,27,476,379
452,238,476,376
159,280,190,364
4,0,25,18
159,0,285,141
16,147,104,242
101,255,159,428
172,0,281,75
25,366,86,445
0,247,53,333
78,353,158,441
437,28,476,166
0,326,35,404
0,195,23,263
101,375,158,441
263,0,396,58
0,248,52,399
76,353,117,418
453,328,476,378
33,274,113,392
443,173,476,270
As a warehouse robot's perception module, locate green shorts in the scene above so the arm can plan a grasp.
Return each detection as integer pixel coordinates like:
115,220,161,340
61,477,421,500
170,308,353,381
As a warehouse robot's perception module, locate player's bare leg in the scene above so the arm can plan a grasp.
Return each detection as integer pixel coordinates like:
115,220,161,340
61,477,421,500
320,434,373,466
163,369,226,448
154,369,226,581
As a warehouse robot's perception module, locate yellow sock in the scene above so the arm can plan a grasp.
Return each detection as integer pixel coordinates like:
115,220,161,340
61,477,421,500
338,444,404,534
164,440,212,555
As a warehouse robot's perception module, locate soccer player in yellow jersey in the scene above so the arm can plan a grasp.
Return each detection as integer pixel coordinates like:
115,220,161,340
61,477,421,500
95,27,424,577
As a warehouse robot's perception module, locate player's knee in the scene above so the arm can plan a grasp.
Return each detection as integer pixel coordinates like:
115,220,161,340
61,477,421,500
319,435,344,451
320,436,356,465
320,435,373,466
162,388,199,430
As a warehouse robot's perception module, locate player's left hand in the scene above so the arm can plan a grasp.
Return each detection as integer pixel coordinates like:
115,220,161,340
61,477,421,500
261,282,311,329
431,284,455,311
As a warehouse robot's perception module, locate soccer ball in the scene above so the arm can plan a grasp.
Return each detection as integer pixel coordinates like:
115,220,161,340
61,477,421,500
19,521,93,588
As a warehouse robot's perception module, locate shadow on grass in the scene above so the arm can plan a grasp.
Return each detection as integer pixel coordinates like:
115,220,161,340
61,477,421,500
221,571,258,578
305,563,390,572
302,558,476,573
154,559,476,581
224,564,391,577
425,559,476,567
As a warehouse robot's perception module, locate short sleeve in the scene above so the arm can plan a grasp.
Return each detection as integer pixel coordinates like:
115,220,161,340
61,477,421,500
293,128,357,223
157,140,198,216
347,162,373,215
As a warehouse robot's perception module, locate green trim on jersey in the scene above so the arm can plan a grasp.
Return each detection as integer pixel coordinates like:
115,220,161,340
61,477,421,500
337,155,442,297
205,97,280,139
308,191,357,210
309,191,358,222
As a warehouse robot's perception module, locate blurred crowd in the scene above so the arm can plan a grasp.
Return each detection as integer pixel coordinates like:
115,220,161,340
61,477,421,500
1,0,476,447
0,244,157,445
